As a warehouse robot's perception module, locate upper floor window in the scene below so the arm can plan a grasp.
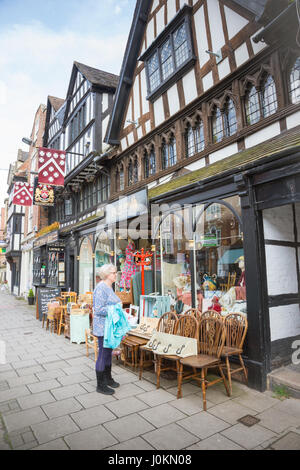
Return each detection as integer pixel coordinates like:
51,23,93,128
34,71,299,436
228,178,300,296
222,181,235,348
69,103,86,145
144,147,156,178
162,135,177,169
289,57,300,105
212,107,224,143
245,74,278,125
64,198,73,217
128,158,138,186
224,99,237,137
212,98,237,143
119,166,124,192
141,5,195,101
186,119,205,158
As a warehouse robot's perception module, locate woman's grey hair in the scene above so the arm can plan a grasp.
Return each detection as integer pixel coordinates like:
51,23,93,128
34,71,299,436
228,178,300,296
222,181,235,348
98,264,117,280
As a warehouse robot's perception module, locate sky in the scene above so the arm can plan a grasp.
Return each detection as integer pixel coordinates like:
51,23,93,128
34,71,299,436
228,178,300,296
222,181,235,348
0,0,136,206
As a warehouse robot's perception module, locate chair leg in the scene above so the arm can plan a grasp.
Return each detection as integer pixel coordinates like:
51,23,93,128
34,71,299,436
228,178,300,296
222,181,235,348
139,349,144,380
156,356,161,389
239,354,248,384
58,313,63,336
218,365,230,397
177,362,183,399
201,368,207,411
225,356,232,396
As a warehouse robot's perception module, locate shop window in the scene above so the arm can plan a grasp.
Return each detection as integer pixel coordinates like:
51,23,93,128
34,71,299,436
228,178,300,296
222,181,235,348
144,147,156,178
95,233,111,284
79,237,93,294
185,120,205,158
289,57,300,105
162,135,177,169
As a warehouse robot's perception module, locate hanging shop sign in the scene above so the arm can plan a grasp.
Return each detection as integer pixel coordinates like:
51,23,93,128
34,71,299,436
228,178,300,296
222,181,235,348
38,147,66,187
12,182,34,206
106,189,148,225
33,177,55,206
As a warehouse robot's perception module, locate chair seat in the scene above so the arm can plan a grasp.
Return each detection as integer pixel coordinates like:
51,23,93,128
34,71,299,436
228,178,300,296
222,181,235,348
156,354,179,361
180,354,220,368
222,346,243,357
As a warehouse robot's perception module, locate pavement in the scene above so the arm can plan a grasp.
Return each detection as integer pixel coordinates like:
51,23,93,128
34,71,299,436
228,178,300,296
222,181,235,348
0,291,300,451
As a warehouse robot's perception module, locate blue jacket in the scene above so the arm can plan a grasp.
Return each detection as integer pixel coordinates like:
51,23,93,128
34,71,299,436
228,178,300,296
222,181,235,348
104,304,131,349
93,282,121,337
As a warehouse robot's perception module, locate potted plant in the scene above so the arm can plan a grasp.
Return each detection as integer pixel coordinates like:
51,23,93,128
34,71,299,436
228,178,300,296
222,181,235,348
28,289,35,305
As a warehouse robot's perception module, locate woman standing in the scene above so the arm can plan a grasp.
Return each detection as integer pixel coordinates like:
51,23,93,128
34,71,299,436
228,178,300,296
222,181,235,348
93,264,121,395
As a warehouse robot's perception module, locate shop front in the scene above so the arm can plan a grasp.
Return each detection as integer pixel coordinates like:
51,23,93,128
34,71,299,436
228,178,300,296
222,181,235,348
33,230,66,290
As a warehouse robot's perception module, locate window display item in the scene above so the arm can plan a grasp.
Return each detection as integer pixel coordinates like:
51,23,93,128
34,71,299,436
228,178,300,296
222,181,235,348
128,317,159,339
140,295,171,318
119,240,138,291
144,332,198,358
208,296,222,313
202,274,218,291
236,256,246,287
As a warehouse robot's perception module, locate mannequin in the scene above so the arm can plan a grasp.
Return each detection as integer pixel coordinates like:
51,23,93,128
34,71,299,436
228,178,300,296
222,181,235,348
119,237,138,291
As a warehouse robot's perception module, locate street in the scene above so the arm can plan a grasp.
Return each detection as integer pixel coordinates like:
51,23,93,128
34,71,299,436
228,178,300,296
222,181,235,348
0,291,300,451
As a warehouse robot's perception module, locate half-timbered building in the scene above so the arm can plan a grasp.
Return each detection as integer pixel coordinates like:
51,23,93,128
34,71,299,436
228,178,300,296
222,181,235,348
100,0,300,391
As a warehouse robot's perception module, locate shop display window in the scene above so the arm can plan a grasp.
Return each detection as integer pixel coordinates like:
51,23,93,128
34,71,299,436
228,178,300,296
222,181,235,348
79,237,93,294
95,233,111,284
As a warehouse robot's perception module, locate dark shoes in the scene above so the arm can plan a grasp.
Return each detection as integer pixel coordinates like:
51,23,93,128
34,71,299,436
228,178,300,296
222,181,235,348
96,371,115,395
104,366,120,389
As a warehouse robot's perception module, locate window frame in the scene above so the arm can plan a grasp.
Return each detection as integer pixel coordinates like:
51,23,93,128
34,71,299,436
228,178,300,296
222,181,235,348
289,57,300,105
141,5,196,102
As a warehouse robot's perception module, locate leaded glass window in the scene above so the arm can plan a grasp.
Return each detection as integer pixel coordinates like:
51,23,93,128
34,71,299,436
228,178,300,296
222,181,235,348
144,148,156,178
224,99,237,137
149,52,161,93
186,124,194,158
212,108,223,143
195,120,205,153
161,39,174,81
289,57,300,104
173,23,189,68
162,136,177,169
262,75,278,118
186,120,205,158
119,167,124,191
245,86,261,125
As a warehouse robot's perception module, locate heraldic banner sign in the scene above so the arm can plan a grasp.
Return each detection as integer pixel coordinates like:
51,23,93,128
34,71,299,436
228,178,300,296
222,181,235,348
13,182,34,206
38,147,66,187
33,177,55,207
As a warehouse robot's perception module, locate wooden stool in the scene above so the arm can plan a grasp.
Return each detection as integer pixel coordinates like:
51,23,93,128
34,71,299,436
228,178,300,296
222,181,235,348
121,336,148,369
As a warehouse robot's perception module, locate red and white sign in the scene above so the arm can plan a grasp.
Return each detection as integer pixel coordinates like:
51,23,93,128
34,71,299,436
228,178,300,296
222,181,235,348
13,182,34,206
38,147,66,187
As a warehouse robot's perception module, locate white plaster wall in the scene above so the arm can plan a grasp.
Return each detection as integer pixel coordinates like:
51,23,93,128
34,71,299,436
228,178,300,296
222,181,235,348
133,77,140,122
235,43,249,68
121,137,127,152
270,304,300,342
218,58,230,80
127,132,134,147
263,205,295,242
193,6,209,67
151,0,159,13
167,0,177,24
286,111,300,130
209,142,238,164
182,69,198,105
145,120,151,135
125,98,133,126
207,0,225,55
167,84,180,116
102,115,110,143
156,6,165,37
245,122,281,149
224,5,248,40
202,71,214,92
265,245,298,296
184,158,206,172
153,96,165,127
102,93,108,113
140,68,149,115
251,30,267,55
147,18,155,47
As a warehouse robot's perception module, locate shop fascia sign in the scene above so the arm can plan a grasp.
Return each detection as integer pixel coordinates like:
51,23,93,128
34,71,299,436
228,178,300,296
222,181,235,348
34,230,59,248
202,234,219,247
105,189,148,225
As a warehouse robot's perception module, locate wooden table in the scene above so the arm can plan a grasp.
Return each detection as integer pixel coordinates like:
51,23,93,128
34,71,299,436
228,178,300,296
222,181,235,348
121,335,149,369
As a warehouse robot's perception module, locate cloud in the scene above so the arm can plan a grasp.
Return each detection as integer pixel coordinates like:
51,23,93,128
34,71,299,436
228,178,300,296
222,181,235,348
0,13,132,205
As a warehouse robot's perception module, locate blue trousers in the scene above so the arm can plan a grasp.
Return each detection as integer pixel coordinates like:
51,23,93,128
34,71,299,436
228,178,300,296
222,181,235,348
96,336,113,372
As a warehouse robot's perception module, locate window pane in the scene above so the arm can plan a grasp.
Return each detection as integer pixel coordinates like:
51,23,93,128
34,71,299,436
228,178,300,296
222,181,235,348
186,125,195,158
150,149,156,175
290,57,300,104
224,99,237,137
262,75,278,118
173,23,189,68
212,108,223,143
162,142,168,169
120,168,124,191
144,153,149,179
161,39,174,80
195,120,205,153
148,52,161,92
169,137,177,166
246,86,261,125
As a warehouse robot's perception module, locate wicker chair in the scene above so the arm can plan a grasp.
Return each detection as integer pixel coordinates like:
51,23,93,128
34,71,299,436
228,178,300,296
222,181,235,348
221,313,248,395
178,317,230,411
155,315,198,390
139,311,178,381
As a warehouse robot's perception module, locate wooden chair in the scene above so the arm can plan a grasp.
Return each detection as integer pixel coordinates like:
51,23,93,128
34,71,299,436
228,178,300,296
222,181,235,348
200,310,223,320
183,308,201,321
139,311,178,380
46,299,62,333
155,315,198,390
85,328,98,361
221,313,248,395
61,292,77,304
220,273,237,292
178,317,230,411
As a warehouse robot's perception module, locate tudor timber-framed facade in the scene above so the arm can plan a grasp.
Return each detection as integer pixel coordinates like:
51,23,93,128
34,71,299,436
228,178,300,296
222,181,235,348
104,0,300,392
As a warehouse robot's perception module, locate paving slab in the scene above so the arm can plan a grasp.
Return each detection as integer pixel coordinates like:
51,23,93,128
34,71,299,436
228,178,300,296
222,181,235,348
208,400,258,425
57,373,89,387
104,414,155,442
42,398,83,419
221,423,278,450
186,433,245,450
106,396,149,418
71,405,116,429
32,438,70,450
139,403,187,427
0,386,31,403
50,383,87,401
27,379,61,394
137,389,177,407
143,423,199,450
3,407,48,433
272,397,300,418
75,391,116,409
17,391,56,410
178,411,231,439
232,390,278,413
32,415,80,445
64,425,118,450
256,407,300,434
7,375,39,388
112,383,146,400
269,431,300,450
106,436,155,450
